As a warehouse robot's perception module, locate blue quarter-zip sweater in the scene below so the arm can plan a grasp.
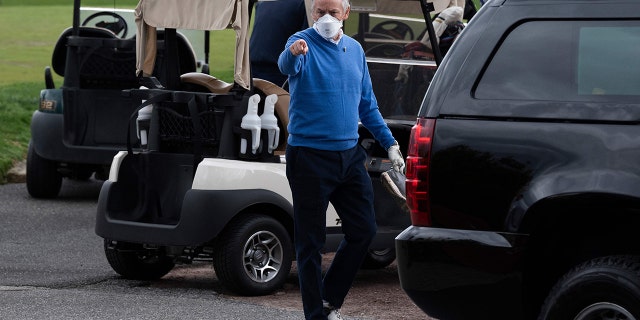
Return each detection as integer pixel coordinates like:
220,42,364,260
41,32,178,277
278,28,395,151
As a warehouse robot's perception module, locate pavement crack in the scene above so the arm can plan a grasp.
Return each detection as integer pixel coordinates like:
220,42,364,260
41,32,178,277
0,285,38,291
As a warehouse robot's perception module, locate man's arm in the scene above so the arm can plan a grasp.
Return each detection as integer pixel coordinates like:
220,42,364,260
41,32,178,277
278,37,307,76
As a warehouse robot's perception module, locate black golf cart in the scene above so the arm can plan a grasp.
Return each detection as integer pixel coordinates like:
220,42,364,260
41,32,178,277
28,1,201,198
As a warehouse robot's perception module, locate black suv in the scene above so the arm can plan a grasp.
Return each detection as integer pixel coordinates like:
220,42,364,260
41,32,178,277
395,0,640,319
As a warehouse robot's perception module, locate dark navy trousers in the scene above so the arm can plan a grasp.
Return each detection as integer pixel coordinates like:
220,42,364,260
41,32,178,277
286,145,377,320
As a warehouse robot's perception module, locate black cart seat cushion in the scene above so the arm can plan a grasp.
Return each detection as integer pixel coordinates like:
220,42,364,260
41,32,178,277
51,27,118,77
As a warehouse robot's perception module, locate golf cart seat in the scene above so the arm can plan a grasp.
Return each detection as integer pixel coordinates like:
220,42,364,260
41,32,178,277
51,26,119,77
51,26,197,90
51,26,137,89
180,72,234,94
149,29,198,86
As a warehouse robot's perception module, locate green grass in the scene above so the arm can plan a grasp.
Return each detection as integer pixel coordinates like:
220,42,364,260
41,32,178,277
0,6,69,86
0,83,38,183
0,4,70,183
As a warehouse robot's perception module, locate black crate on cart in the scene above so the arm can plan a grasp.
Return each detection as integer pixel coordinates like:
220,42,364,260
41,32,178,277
140,91,247,159
155,102,223,156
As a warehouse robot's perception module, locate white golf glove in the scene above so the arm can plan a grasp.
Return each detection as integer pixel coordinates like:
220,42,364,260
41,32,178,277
387,141,405,173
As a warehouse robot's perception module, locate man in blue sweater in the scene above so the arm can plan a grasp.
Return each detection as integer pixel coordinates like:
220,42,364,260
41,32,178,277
278,0,404,318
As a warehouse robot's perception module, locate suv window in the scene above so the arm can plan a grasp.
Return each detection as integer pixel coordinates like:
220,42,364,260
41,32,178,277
475,20,640,103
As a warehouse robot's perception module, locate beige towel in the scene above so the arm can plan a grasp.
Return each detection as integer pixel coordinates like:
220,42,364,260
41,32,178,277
134,0,251,89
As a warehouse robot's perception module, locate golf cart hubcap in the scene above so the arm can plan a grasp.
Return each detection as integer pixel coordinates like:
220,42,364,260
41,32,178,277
243,230,283,283
250,248,266,264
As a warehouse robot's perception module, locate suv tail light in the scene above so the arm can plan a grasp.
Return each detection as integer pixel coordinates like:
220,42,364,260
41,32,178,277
405,118,435,227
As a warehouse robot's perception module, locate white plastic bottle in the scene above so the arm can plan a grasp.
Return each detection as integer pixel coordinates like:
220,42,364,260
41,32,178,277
260,94,280,154
136,86,153,148
240,94,262,155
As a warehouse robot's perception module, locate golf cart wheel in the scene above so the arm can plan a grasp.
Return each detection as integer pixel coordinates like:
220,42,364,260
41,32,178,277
26,141,62,198
213,213,293,296
103,239,175,280
361,247,396,270
537,255,640,320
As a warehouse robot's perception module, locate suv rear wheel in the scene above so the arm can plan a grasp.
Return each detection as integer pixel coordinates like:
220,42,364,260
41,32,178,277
538,255,640,320
213,213,292,296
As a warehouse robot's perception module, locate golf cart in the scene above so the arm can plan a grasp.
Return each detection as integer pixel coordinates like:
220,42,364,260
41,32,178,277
95,0,454,295
28,1,202,198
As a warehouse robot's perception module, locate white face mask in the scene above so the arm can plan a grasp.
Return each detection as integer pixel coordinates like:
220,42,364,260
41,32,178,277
314,14,343,39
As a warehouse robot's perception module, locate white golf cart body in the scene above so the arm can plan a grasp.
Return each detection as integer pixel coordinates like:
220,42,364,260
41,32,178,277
96,0,447,296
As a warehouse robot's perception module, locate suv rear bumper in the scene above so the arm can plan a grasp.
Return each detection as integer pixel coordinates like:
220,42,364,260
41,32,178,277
395,226,527,320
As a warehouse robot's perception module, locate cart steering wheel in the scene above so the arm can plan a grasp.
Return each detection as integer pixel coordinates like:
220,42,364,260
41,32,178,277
371,21,414,40
81,11,128,38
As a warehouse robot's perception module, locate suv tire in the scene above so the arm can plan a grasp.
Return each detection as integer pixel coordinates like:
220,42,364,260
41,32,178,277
26,141,62,199
213,213,292,296
104,240,175,280
538,255,640,320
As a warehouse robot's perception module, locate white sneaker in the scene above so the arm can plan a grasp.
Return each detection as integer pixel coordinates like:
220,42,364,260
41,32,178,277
323,300,342,320
327,309,342,320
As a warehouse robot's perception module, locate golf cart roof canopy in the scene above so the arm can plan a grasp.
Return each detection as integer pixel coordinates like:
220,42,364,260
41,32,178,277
135,0,251,89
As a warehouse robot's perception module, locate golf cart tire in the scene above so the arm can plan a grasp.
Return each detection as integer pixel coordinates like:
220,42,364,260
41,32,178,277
213,213,292,296
361,247,396,270
26,141,62,199
104,239,175,280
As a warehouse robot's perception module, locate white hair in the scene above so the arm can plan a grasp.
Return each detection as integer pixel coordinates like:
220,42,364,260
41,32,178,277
311,0,350,11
